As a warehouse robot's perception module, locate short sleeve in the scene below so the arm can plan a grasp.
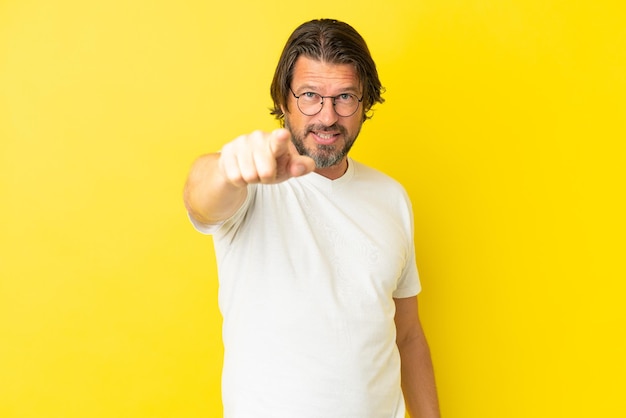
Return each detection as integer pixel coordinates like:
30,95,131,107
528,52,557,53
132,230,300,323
392,188,421,298
188,185,256,236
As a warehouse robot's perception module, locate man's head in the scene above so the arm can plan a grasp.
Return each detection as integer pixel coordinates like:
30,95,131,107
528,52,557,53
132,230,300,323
270,19,384,173
270,19,384,124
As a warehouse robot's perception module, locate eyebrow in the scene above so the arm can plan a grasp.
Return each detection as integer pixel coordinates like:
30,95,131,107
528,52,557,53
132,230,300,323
294,84,361,95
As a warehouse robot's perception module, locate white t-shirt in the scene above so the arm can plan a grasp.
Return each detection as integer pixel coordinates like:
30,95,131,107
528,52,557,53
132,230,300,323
192,159,421,418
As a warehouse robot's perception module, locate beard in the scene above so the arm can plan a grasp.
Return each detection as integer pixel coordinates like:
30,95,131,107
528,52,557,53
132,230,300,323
284,118,361,169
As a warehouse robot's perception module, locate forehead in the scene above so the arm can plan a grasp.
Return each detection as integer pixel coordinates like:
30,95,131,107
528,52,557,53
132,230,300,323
291,56,360,91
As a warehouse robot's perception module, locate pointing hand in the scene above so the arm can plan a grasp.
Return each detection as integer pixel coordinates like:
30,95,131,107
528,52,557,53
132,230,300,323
218,128,315,188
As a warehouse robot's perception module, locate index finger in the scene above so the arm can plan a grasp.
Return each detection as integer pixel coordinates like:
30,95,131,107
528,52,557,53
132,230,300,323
268,128,292,157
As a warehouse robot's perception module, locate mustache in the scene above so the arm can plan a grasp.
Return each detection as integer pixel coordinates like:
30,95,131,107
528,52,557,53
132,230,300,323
305,123,347,135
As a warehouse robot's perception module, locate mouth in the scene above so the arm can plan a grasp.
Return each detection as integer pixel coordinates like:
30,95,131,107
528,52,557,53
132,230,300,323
309,130,341,146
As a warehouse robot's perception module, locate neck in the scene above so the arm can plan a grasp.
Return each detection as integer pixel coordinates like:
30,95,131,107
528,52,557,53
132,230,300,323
314,158,349,180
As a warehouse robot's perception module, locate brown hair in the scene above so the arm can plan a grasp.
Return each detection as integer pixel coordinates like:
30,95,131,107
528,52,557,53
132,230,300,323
270,19,385,124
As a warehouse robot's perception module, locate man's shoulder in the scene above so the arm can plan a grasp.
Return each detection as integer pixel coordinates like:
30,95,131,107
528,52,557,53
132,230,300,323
351,159,406,189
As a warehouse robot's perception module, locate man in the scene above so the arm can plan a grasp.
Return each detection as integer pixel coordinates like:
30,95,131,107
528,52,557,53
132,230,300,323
184,19,440,418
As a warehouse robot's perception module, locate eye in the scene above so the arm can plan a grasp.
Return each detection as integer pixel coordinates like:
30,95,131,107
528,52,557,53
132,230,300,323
303,92,318,99
337,93,354,102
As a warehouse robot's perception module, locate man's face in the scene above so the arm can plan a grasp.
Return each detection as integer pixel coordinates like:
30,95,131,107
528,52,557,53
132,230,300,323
282,56,364,175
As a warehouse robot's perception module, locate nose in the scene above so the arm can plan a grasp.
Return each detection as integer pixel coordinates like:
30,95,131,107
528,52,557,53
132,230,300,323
316,98,340,126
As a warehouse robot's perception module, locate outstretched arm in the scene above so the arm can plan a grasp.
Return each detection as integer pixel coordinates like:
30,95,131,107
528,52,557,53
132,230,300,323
183,128,315,224
394,296,441,418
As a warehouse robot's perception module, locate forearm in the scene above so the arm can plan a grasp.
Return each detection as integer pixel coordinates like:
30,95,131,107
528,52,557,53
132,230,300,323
183,153,247,224
398,333,440,418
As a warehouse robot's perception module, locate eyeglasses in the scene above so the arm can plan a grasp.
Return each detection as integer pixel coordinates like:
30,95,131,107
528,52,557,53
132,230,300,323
290,88,363,117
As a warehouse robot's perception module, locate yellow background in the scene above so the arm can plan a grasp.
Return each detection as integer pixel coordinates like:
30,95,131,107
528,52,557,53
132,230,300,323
1,1,624,417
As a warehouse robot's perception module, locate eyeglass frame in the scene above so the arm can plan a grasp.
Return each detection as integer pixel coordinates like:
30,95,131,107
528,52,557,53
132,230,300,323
289,88,364,117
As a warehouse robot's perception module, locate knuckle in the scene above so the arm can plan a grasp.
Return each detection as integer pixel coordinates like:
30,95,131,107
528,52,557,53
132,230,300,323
256,166,276,182
249,130,266,143
239,166,260,183
222,166,244,186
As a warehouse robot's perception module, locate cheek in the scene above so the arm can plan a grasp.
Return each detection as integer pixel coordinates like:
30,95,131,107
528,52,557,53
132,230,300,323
284,114,303,138
286,112,310,131
345,117,363,134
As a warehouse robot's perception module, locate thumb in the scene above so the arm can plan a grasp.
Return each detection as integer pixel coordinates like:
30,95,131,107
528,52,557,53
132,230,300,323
286,140,316,177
